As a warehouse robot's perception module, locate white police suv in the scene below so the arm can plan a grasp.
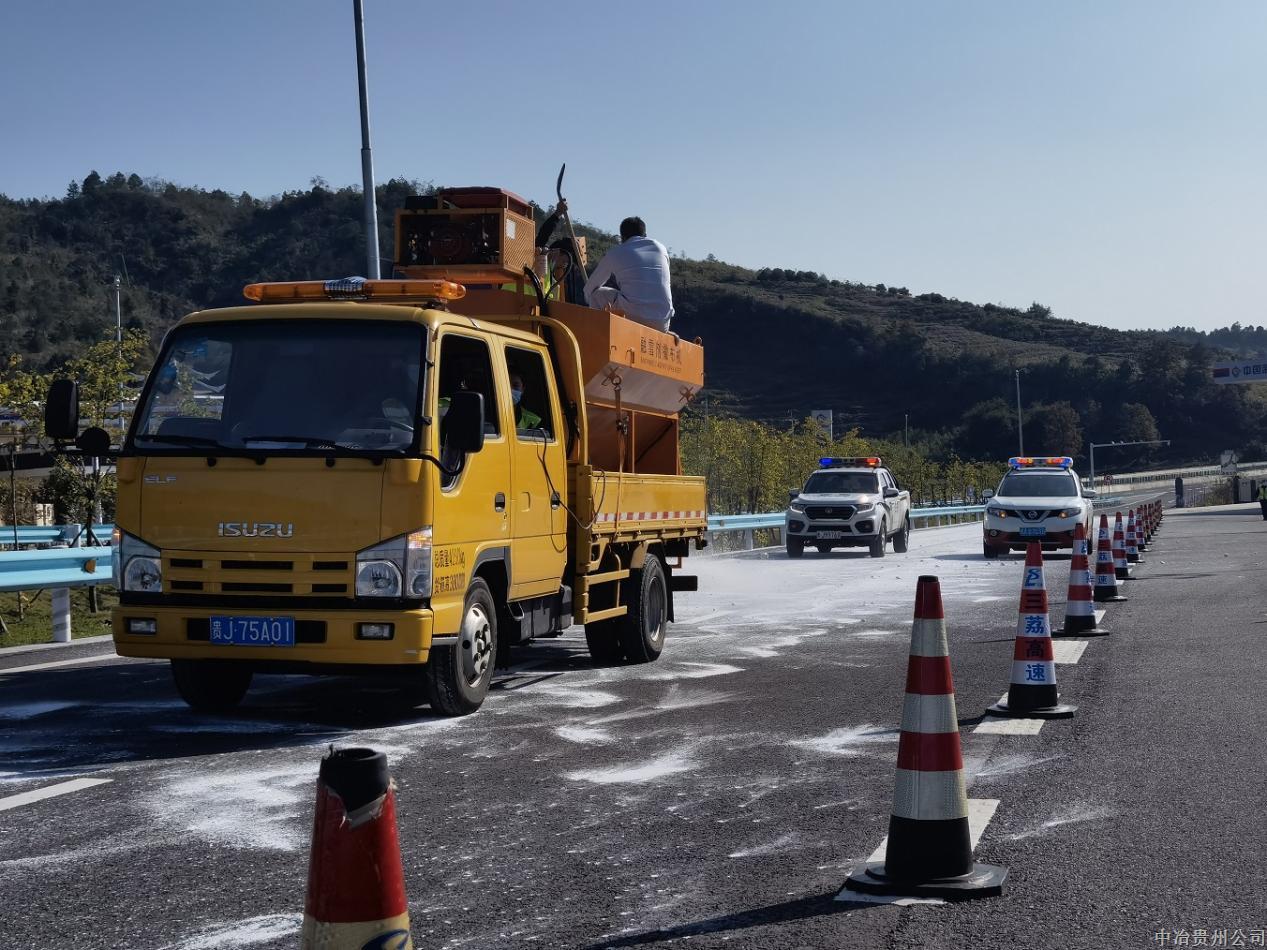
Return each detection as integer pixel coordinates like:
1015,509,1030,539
785,457,912,558
982,456,1095,558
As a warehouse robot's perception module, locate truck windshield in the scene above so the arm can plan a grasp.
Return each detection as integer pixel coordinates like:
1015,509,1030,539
130,319,425,455
803,472,879,494
997,473,1078,498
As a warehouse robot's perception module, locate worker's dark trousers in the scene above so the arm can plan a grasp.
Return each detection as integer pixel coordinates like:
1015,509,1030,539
1260,498,1267,520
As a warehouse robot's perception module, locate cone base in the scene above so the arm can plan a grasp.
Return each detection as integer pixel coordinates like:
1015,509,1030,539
843,861,1007,901
1114,570,1132,580
1093,591,1127,603
987,699,1076,719
1054,625,1109,638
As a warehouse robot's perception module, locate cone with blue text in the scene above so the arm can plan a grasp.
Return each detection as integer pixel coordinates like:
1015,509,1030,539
1112,512,1131,580
1126,509,1142,563
987,543,1076,719
302,747,414,949
844,576,1007,900
1093,513,1127,602
1056,522,1107,637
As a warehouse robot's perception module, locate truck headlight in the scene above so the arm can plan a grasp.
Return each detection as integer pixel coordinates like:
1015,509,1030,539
355,527,431,599
115,530,162,592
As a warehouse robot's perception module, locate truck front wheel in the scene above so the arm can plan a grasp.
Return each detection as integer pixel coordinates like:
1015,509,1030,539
619,554,668,664
170,659,252,712
426,578,497,716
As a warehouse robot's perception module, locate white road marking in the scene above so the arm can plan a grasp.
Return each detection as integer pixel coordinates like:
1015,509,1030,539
974,716,1044,735
1094,609,1106,623
0,777,113,812
0,653,126,675
1051,640,1089,664
837,799,1001,905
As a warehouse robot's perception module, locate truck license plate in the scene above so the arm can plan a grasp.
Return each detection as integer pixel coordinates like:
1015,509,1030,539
210,616,295,647
817,531,846,540
1019,526,1047,537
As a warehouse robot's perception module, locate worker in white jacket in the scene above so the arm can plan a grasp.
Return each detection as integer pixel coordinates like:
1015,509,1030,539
583,216,675,332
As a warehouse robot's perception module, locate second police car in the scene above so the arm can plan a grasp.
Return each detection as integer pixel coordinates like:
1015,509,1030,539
785,457,912,558
982,456,1095,558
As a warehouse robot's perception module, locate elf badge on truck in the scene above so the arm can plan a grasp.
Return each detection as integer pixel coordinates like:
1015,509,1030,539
47,187,707,715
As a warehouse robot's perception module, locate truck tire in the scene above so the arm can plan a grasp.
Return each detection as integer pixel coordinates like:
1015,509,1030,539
584,619,625,665
892,516,911,553
426,578,496,716
786,538,804,558
869,519,887,558
170,659,252,712
618,554,668,664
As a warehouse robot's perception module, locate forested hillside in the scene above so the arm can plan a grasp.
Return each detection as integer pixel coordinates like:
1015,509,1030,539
2,172,1263,469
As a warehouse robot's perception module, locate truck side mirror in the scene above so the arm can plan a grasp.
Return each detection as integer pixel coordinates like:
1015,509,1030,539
44,379,80,441
76,426,112,457
982,488,995,500
442,391,485,455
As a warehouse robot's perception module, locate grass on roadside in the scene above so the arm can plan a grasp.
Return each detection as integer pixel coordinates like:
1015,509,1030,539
0,587,117,648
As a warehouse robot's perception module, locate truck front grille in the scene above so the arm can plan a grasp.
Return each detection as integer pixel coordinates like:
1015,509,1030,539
164,554,352,597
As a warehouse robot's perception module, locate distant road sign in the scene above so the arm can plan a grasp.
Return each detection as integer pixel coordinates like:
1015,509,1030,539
1212,360,1267,385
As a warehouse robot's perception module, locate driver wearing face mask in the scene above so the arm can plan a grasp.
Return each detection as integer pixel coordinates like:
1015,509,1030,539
509,372,541,431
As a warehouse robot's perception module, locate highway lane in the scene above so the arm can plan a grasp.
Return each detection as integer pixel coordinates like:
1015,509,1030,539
0,503,1256,949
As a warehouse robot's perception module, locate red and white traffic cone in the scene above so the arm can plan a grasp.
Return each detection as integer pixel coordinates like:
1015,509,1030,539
1136,507,1149,552
987,543,1076,719
1093,513,1127,603
1125,510,1142,563
844,576,1006,900
1056,522,1107,637
1112,513,1131,580
302,748,414,949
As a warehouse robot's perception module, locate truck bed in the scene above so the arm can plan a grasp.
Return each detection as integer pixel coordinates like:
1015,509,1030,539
570,465,706,544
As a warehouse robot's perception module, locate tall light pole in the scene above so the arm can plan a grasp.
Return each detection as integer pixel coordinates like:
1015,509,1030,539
353,0,381,279
114,275,124,441
1015,369,1024,455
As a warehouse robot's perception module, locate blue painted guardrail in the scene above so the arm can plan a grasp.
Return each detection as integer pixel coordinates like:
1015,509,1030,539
0,546,115,593
0,525,113,547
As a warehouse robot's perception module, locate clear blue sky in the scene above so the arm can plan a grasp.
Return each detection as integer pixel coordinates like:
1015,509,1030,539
4,0,1264,332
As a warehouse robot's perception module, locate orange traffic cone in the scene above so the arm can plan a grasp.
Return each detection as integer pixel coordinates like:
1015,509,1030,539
1093,514,1127,603
1112,513,1131,580
987,543,1076,718
1056,522,1107,637
844,576,1006,900
302,748,414,949
1126,510,1143,563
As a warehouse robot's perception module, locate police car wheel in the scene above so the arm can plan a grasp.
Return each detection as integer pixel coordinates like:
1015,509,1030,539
170,659,252,712
426,578,497,715
869,520,887,558
893,516,911,553
786,538,804,558
983,543,1003,559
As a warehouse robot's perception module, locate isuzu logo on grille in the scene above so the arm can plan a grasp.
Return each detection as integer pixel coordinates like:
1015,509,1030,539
217,522,294,538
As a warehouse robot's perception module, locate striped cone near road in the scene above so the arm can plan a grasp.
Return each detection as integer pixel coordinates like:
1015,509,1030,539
844,576,1007,900
1136,507,1149,551
1125,510,1142,563
1093,514,1127,603
1056,522,1107,637
987,543,1076,719
302,748,414,949
1112,513,1131,580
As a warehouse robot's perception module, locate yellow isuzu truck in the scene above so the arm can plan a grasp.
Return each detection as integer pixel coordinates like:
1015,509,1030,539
60,187,707,714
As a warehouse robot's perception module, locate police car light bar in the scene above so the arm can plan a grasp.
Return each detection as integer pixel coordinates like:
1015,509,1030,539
1008,456,1073,469
820,456,883,468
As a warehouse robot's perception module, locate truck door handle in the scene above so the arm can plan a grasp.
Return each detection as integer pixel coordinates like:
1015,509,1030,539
551,491,561,509
494,492,506,513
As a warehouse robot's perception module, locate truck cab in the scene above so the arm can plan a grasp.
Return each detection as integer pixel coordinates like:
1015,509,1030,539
784,457,911,558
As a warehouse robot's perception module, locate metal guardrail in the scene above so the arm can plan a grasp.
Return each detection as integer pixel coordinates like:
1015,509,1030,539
0,524,114,547
0,546,115,593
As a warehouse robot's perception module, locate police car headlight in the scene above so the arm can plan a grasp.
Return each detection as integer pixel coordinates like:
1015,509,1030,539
854,503,875,514
789,501,807,512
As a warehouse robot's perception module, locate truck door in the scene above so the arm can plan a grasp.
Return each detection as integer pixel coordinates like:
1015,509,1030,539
502,344,568,598
431,333,512,607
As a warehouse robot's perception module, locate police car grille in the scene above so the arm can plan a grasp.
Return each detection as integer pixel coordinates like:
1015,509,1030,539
805,506,856,520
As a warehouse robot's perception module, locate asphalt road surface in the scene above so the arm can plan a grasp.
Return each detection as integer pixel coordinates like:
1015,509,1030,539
2,501,1264,950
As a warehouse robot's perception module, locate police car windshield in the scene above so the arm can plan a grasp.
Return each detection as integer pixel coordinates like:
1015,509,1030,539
804,472,879,494
997,472,1078,498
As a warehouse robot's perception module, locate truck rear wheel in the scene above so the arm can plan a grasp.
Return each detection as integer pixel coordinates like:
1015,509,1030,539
170,659,252,712
426,578,497,716
584,621,625,665
619,554,668,664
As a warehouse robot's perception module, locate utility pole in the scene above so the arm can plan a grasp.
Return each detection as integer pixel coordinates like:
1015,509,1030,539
904,413,910,448
1015,369,1024,455
114,275,124,441
353,0,381,278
